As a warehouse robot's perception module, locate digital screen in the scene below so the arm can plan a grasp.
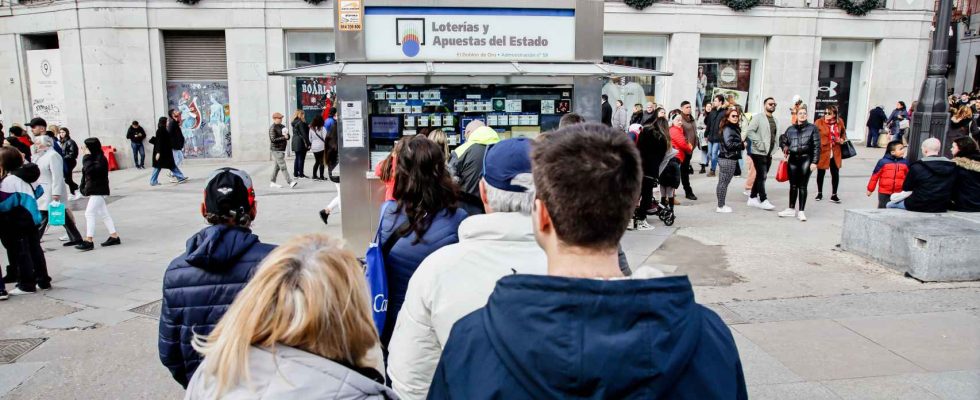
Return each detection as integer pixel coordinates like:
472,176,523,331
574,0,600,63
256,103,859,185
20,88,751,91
540,114,562,132
371,116,401,139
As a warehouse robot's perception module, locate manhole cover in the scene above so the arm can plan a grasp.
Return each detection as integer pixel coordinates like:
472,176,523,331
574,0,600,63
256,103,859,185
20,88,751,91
129,299,162,319
0,338,46,363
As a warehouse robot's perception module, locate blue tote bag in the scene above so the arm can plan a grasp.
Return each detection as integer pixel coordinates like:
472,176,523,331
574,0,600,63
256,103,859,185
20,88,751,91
364,201,409,335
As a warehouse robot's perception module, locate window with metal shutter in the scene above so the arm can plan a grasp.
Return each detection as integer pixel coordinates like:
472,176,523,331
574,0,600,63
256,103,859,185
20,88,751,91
164,31,228,81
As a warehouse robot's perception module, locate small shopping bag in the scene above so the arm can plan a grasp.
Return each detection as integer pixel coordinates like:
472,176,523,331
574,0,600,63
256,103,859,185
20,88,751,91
49,201,66,226
775,160,790,183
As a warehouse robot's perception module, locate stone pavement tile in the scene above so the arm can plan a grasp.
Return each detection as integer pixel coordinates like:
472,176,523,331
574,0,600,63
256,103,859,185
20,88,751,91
620,234,669,256
731,331,803,386
723,288,980,324
748,382,840,400
903,370,980,400
733,319,924,381
705,303,747,325
0,362,46,397
42,288,143,310
836,311,980,372
821,376,940,400
49,278,105,290
29,316,96,330
120,289,162,303
67,309,139,327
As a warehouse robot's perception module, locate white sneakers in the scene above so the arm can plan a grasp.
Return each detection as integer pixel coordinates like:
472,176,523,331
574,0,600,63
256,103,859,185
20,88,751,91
777,208,797,218
289,181,298,189
270,182,283,189
748,197,776,211
634,220,655,231
716,206,733,213
797,211,807,221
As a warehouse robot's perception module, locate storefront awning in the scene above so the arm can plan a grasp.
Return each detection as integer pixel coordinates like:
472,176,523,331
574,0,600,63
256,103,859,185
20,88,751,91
270,61,671,78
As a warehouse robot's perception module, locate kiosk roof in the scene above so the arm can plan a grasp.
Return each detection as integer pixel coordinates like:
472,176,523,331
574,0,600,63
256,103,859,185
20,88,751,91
270,61,670,78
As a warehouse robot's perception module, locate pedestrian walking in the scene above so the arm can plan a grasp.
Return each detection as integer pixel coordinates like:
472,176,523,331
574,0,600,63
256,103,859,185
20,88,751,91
32,135,83,246
318,179,341,225
377,138,468,354
679,101,698,200
866,105,888,148
268,112,297,189
705,95,727,176
168,109,186,170
426,123,747,400
75,138,121,251
58,127,80,200
633,111,669,230
744,97,779,211
290,110,311,179
184,233,394,399
612,99,629,132
815,105,847,203
886,101,909,143
309,115,327,181
150,117,188,186
325,107,339,180
778,106,820,221
159,167,276,388
126,121,147,169
715,108,745,213
866,141,908,208
0,147,51,296
600,94,612,126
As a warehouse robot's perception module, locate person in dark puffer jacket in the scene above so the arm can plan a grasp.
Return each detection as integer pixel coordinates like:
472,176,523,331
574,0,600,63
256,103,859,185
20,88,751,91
158,167,275,388
951,137,980,212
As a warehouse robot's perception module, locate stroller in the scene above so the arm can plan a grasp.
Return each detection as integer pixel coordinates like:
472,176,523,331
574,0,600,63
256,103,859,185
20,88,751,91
647,149,680,227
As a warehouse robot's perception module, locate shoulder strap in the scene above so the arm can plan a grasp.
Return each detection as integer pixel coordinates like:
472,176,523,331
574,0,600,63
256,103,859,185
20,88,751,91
382,220,411,256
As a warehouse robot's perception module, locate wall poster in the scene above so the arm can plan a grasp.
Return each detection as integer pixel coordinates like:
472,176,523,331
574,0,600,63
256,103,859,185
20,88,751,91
26,49,66,125
698,59,752,111
814,61,853,124
296,77,337,124
166,81,231,159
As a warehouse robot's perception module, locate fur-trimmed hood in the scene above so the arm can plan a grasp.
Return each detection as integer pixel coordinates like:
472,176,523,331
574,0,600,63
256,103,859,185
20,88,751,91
954,155,980,173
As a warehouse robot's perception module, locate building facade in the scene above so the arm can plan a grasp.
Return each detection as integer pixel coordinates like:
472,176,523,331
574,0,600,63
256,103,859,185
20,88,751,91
0,0,934,166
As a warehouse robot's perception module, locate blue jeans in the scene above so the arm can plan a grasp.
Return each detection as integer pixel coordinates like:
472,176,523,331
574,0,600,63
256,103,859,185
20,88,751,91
131,143,145,168
886,200,906,210
172,150,184,168
708,142,721,172
150,166,186,185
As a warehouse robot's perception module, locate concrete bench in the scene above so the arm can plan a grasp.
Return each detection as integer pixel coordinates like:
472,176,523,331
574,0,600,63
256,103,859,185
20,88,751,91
841,209,980,282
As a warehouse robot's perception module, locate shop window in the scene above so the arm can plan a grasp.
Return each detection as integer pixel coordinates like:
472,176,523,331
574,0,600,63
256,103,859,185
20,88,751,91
287,31,337,124
699,37,765,113
603,35,666,108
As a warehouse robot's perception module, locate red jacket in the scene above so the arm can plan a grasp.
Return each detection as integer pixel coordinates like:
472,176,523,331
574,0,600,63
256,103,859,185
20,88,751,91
867,154,909,195
669,126,692,163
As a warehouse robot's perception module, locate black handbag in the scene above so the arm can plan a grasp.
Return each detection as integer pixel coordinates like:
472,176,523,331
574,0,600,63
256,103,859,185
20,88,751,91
840,140,857,159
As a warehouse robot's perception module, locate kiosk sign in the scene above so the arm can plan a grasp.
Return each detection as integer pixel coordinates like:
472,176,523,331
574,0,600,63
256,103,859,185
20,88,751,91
364,7,575,61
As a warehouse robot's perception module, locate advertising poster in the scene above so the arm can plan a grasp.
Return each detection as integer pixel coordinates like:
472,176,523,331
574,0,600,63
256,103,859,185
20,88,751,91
26,49,66,125
815,61,853,124
711,88,749,112
296,77,336,124
699,60,752,111
166,81,231,159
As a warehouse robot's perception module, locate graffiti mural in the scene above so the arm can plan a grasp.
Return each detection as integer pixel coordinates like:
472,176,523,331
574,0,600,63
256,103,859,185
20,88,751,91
166,81,231,159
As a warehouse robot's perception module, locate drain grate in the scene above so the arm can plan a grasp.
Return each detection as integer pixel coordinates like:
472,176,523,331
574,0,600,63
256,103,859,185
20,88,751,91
129,299,162,319
0,338,47,363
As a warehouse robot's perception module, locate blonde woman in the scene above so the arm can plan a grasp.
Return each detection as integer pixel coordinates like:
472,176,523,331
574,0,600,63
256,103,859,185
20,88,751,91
427,129,450,161
185,233,395,399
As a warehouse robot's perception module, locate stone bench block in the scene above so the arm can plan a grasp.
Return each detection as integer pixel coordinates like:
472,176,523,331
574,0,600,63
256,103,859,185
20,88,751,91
841,209,980,282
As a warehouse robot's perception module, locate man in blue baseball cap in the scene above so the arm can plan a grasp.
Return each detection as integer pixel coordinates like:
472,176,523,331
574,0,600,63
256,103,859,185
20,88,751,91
386,137,547,400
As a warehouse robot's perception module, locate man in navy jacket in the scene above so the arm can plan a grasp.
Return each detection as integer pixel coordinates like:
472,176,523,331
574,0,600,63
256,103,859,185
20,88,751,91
428,123,747,399
157,168,275,387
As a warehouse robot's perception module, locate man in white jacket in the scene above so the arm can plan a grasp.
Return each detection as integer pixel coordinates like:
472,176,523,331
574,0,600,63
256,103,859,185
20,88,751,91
387,138,547,400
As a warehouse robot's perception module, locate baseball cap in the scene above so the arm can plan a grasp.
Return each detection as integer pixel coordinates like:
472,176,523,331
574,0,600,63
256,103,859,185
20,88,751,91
26,117,47,128
204,167,255,216
482,138,533,192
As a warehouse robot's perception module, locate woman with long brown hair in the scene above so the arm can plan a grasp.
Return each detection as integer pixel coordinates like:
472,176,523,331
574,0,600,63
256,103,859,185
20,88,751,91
185,233,396,398
378,137,467,351
632,108,671,230
715,108,745,213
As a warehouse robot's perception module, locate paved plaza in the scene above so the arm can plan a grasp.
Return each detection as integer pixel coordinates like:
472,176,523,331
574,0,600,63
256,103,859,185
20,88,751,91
0,146,978,399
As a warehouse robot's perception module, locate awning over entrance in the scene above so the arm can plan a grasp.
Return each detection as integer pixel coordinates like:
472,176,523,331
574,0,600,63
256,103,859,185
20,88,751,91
270,61,671,77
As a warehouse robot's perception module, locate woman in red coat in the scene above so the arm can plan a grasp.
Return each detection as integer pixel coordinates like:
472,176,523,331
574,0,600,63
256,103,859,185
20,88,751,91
814,105,847,203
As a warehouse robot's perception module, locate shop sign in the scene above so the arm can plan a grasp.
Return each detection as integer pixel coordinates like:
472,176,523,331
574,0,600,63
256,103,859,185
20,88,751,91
26,49,65,125
815,61,853,123
364,7,575,61
339,0,363,32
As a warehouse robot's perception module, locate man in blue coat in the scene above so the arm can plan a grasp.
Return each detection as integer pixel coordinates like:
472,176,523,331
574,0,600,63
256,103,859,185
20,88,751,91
157,168,275,387
428,123,747,399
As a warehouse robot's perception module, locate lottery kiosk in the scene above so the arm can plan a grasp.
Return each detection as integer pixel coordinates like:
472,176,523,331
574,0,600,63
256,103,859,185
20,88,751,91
272,0,669,248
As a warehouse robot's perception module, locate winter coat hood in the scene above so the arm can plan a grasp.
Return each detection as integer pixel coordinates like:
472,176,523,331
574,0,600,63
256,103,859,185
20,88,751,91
459,274,743,399
954,153,980,172
453,126,500,158
184,225,261,272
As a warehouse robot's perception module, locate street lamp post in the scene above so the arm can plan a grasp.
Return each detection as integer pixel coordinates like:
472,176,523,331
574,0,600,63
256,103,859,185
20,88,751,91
908,0,954,161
